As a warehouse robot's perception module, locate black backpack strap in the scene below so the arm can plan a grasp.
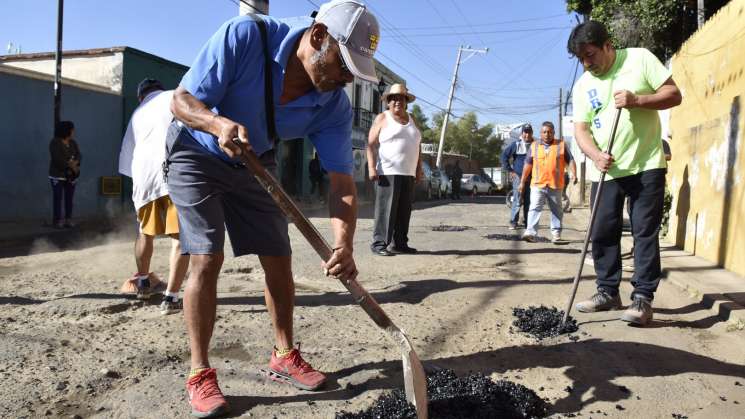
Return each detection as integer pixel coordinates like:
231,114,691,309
246,13,279,144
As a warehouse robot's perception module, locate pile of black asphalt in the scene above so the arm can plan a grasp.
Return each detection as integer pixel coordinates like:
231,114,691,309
336,368,549,419
511,306,579,340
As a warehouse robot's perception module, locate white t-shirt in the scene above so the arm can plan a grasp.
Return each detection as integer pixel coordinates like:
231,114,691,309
118,90,174,210
376,111,421,176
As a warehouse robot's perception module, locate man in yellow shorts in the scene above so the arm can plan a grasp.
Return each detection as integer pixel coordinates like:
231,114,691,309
119,78,190,314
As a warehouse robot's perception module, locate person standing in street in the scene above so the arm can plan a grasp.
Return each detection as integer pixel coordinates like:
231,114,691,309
367,83,422,256
501,124,534,229
569,21,682,326
166,2,380,416
519,121,577,244
118,78,190,314
450,160,463,199
48,120,80,229
308,152,326,203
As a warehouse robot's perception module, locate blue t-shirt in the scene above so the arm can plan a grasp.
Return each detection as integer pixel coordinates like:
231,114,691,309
180,15,354,174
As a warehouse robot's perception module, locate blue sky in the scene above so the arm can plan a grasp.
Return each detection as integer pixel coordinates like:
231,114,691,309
0,0,581,131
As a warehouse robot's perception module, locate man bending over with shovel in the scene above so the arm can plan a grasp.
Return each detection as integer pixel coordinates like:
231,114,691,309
166,1,380,416
569,21,681,326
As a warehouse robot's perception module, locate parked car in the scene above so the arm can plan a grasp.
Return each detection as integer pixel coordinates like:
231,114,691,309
414,161,443,200
461,173,495,195
482,167,508,192
434,168,450,198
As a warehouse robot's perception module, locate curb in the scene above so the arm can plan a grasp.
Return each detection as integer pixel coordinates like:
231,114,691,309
620,233,745,330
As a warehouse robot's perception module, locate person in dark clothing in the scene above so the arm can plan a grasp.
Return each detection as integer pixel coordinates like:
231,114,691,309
451,160,463,199
48,120,81,229
500,124,534,229
308,152,326,202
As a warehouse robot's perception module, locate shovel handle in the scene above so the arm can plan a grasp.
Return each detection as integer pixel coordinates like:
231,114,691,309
561,108,622,325
230,139,395,329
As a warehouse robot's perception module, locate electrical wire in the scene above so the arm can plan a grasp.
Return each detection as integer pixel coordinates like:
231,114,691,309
386,13,569,30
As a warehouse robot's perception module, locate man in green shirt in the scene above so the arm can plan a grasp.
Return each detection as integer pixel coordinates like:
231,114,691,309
569,21,682,326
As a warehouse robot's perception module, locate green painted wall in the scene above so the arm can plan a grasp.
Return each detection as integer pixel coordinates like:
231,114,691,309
119,48,189,206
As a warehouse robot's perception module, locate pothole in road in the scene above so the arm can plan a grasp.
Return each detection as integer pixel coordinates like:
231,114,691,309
511,306,579,340
484,233,551,243
223,267,253,274
336,368,549,418
431,225,474,232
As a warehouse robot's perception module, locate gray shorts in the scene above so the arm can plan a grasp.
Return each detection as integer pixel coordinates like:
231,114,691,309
164,123,290,257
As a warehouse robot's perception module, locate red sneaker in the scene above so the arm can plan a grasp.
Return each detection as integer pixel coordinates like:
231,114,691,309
186,368,229,418
268,347,327,390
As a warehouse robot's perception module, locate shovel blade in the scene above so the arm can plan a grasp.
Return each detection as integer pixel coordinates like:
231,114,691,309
399,333,428,419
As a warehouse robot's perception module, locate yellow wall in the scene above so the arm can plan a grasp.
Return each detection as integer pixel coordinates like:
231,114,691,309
667,0,745,276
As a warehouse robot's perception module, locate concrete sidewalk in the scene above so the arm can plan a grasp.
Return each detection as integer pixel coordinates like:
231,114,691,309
574,206,745,330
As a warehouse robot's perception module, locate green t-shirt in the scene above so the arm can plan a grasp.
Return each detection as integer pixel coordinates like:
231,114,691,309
572,48,671,181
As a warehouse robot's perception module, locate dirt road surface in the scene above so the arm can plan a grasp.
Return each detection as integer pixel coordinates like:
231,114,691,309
1,197,744,418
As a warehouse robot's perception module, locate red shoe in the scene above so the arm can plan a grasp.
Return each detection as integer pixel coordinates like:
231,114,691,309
186,368,229,418
268,347,327,390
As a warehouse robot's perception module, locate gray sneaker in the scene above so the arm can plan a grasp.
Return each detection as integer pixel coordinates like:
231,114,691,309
159,296,183,315
522,232,536,242
576,291,622,313
620,296,653,326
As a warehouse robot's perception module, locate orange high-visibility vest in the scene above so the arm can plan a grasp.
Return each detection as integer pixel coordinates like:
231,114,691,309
531,139,566,189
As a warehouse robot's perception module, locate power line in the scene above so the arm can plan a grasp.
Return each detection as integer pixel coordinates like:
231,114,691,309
385,13,569,30
367,1,452,77
383,26,570,37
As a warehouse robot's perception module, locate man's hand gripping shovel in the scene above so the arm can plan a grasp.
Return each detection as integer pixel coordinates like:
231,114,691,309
231,139,428,419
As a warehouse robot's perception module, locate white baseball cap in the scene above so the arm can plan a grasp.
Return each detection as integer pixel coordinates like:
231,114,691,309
315,0,380,83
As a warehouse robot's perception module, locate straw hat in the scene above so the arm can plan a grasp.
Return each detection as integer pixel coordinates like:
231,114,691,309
382,83,416,103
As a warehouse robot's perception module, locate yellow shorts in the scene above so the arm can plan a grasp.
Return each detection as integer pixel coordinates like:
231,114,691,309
137,195,179,236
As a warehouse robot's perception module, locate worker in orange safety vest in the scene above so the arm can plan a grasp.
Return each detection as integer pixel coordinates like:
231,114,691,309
518,121,577,243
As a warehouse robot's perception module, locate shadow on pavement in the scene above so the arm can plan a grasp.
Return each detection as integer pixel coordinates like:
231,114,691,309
416,248,581,256
217,277,572,308
223,338,745,416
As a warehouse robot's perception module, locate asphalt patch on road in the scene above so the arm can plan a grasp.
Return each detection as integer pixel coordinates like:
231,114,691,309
336,368,549,419
511,306,579,340
432,225,474,232
484,233,551,243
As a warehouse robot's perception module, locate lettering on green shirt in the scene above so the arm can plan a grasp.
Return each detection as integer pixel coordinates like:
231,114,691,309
572,48,671,181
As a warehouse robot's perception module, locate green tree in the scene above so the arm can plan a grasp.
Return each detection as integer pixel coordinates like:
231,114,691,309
429,111,503,168
566,0,703,61
409,104,436,144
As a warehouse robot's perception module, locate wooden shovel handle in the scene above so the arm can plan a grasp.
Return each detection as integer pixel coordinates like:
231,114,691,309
231,139,394,329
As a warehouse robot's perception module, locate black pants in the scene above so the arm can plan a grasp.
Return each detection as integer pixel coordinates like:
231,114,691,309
372,175,415,251
451,180,461,199
309,177,324,199
590,169,665,300
50,178,75,223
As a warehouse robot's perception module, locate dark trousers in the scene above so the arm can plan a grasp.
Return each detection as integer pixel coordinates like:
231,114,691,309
372,175,415,251
451,180,461,199
590,169,665,300
510,175,531,226
309,177,324,199
50,178,76,223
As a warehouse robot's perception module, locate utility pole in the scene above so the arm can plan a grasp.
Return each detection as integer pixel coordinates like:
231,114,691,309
239,0,269,14
697,0,705,28
436,45,488,169
558,88,563,141
54,0,64,128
